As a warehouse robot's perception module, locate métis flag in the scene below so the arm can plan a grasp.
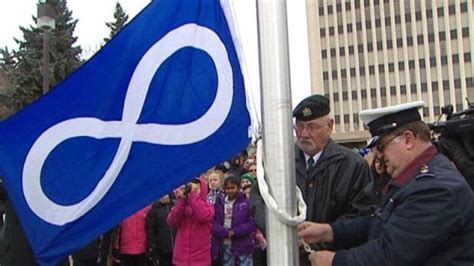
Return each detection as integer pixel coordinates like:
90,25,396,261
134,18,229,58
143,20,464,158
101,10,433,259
0,0,250,264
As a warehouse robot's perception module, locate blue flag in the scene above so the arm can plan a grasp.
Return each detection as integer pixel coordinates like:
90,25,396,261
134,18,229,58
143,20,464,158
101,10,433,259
0,0,250,264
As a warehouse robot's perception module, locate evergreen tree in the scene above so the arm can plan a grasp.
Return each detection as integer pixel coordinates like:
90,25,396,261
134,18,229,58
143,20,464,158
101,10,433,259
1,0,82,113
104,2,129,44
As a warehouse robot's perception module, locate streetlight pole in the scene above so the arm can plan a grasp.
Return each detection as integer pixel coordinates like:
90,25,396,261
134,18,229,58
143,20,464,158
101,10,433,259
37,0,55,95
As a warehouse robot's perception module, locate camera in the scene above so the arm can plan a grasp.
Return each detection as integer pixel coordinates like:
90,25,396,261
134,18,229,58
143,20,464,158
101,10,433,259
429,100,474,190
183,183,193,196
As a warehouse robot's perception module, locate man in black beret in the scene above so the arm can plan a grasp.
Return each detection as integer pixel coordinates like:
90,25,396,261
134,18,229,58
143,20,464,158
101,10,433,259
293,95,374,265
298,101,474,266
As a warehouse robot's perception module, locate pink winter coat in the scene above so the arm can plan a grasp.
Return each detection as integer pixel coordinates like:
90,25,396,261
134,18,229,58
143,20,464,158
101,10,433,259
167,178,214,266
120,206,151,255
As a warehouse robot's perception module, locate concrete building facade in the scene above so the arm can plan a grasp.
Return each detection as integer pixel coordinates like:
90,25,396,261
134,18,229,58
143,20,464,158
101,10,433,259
306,0,474,143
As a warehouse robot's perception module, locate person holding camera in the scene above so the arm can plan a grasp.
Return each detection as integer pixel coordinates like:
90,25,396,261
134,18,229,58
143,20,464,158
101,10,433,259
167,177,214,266
297,101,474,266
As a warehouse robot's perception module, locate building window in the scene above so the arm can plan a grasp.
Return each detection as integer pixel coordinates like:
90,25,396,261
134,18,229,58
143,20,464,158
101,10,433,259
347,23,353,33
345,2,352,11
462,27,469,38
321,50,327,59
359,67,366,76
348,45,355,55
341,69,347,78
332,70,338,79
388,63,395,72
356,22,363,31
454,79,462,88
319,6,324,15
336,3,342,12
333,93,339,102
386,40,393,49
330,48,336,57
398,61,405,71
352,91,358,100
409,60,415,69
361,90,367,98
407,36,413,46
410,84,417,94
358,44,364,53
355,0,360,9
385,17,391,26
405,13,412,23
379,64,385,73
450,29,457,40
390,86,396,95
441,56,448,65
328,5,333,14
366,20,372,30
416,11,422,21
369,65,375,74
439,31,446,41
428,33,435,42
437,7,444,17
375,18,381,27
371,88,377,96
339,47,345,56
350,68,356,77
417,34,424,44
320,28,326,37
430,57,436,67
400,85,407,94
419,59,426,68
460,2,468,13
426,9,433,19
452,54,459,64
380,88,386,97
343,92,348,101
364,0,370,8
466,77,474,88
367,42,373,52
329,27,335,36
448,4,455,15
443,80,450,90
377,41,383,51
395,15,401,24
396,38,403,48
432,81,439,91
421,83,428,92
465,52,472,62
323,71,329,80
338,25,344,34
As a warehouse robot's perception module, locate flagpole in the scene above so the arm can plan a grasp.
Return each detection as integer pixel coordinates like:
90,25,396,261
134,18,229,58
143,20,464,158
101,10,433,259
256,0,299,265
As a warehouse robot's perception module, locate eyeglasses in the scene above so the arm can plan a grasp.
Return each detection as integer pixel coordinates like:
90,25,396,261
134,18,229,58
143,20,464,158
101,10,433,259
294,122,324,133
376,134,402,152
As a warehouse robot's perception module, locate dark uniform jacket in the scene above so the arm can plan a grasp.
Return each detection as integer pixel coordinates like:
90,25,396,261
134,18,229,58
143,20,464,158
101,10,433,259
146,200,175,257
295,139,374,223
332,146,474,266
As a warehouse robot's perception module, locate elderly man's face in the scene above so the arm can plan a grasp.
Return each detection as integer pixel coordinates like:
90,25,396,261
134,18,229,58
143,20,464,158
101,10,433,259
295,116,333,156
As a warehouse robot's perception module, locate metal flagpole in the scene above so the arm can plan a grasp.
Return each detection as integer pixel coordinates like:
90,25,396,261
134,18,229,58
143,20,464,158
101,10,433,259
256,0,299,264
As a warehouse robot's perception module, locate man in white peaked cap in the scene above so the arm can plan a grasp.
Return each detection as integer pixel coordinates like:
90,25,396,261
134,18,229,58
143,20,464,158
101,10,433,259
297,101,474,266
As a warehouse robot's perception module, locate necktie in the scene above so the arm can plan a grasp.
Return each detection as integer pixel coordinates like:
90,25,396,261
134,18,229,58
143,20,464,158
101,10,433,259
307,157,315,174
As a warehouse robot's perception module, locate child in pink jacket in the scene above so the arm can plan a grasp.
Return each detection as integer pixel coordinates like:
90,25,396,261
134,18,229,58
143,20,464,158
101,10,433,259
119,206,151,266
167,177,215,266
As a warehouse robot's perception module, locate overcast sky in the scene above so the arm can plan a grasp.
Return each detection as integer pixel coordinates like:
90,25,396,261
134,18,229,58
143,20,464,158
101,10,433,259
0,0,311,119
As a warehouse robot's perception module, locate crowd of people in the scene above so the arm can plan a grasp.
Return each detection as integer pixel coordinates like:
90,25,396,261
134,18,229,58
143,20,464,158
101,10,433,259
1,94,473,266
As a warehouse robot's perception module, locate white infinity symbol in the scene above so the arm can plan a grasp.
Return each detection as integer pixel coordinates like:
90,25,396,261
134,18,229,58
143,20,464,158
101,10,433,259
22,23,234,225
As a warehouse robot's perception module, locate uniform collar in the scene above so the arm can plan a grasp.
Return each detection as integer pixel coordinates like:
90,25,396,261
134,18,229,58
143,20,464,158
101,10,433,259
388,145,438,189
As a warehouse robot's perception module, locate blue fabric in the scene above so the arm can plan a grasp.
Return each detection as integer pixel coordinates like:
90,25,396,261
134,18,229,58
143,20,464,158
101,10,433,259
0,0,250,265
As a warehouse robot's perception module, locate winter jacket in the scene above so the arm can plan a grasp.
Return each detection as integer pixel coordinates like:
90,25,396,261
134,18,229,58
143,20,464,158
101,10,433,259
167,178,214,266
295,139,375,223
211,192,256,260
120,206,151,255
146,199,175,257
331,147,474,266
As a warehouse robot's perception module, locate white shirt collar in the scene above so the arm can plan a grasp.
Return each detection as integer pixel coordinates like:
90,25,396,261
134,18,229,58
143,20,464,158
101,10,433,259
304,150,323,166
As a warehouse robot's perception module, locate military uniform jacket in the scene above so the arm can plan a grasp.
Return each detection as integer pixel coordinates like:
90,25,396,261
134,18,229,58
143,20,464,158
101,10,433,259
332,146,474,266
295,139,374,223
